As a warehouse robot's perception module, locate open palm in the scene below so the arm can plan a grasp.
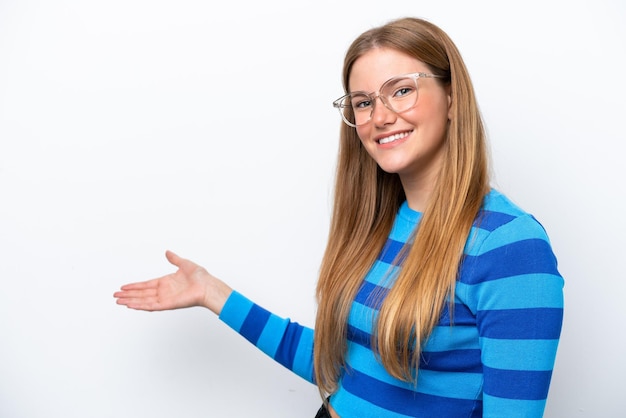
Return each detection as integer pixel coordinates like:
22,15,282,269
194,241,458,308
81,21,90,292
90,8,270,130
114,250,213,312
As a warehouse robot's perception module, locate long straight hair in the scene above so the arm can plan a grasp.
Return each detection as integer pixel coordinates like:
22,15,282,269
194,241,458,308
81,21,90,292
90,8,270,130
314,17,490,396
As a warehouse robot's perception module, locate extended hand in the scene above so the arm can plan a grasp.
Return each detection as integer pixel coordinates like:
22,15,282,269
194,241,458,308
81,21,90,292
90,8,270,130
114,251,232,315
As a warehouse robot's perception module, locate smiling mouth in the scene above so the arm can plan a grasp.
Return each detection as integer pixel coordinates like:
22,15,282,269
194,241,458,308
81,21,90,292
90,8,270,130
377,130,412,145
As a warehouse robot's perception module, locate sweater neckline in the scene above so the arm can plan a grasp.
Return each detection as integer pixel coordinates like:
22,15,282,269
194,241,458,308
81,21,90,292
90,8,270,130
399,201,422,224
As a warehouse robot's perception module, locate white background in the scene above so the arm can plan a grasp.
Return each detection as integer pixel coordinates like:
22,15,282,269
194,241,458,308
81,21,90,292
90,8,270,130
1,0,624,417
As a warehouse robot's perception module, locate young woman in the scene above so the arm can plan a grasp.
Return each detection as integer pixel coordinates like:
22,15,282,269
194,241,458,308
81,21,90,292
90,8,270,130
114,17,564,417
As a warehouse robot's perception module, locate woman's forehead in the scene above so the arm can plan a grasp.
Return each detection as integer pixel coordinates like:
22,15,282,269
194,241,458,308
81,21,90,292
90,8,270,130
348,48,428,91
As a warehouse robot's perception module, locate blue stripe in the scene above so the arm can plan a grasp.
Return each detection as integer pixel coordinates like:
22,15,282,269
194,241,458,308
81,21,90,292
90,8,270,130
415,369,485,400
355,292,478,329
460,239,558,284
218,291,254,332
363,261,400,287
274,321,304,370
347,324,372,348
481,338,560,370
420,349,482,373
477,307,563,339
457,274,564,311
292,327,315,382
378,239,406,265
354,280,388,309
348,302,377,334
342,369,482,417
348,326,482,373
256,315,288,358
332,388,413,418
424,326,480,352
355,292,477,329
473,210,516,231
483,394,547,415
438,302,476,326
239,304,270,345
483,366,553,400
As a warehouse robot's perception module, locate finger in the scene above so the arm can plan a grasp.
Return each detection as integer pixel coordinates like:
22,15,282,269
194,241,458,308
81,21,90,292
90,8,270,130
117,297,161,311
165,250,184,267
118,278,159,291
113,288,158,299
116,292,175,311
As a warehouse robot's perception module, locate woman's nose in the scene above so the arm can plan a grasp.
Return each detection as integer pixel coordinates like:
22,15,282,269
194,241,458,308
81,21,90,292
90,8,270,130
371,96,396,126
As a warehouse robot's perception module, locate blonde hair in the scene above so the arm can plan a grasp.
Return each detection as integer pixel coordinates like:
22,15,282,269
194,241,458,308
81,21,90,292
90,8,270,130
314,17,490,396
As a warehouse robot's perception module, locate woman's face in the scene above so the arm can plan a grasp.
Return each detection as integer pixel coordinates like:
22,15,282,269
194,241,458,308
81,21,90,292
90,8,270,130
349,48,451,188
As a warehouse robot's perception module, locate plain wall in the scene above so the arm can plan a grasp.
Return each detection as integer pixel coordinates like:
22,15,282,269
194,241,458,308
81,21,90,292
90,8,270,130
1,0,624,416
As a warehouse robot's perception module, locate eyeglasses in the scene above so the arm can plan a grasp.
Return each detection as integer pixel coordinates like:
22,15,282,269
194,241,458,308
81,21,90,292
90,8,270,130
332,72,443,128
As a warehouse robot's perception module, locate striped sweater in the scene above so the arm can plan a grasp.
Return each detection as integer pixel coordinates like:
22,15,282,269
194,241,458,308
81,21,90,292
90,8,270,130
219,189,564,417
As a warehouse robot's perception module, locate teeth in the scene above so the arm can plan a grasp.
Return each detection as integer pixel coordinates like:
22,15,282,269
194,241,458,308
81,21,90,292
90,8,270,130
378,131,410,144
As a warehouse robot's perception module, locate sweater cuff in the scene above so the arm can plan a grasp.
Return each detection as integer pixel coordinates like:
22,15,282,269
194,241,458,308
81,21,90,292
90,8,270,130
218,290,254,333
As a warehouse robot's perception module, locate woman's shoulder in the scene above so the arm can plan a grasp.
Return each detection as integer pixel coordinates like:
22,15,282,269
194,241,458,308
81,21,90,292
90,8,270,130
482,189,530,218
468,189,554,255
479,189,548,235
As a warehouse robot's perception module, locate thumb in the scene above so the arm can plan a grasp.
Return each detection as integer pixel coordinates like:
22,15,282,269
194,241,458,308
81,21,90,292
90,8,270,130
165,250,183,267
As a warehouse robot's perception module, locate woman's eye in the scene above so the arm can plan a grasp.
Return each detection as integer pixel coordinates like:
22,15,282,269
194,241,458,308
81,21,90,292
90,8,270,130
393,87,414,97
353,99,372,110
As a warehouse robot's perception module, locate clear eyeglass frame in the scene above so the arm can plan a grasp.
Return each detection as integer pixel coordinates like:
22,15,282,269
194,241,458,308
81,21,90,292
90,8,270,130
332,72,444,128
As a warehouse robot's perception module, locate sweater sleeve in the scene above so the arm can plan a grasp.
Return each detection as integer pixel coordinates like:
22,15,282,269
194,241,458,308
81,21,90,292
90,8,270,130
218,291,316,384
464,214,564,417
